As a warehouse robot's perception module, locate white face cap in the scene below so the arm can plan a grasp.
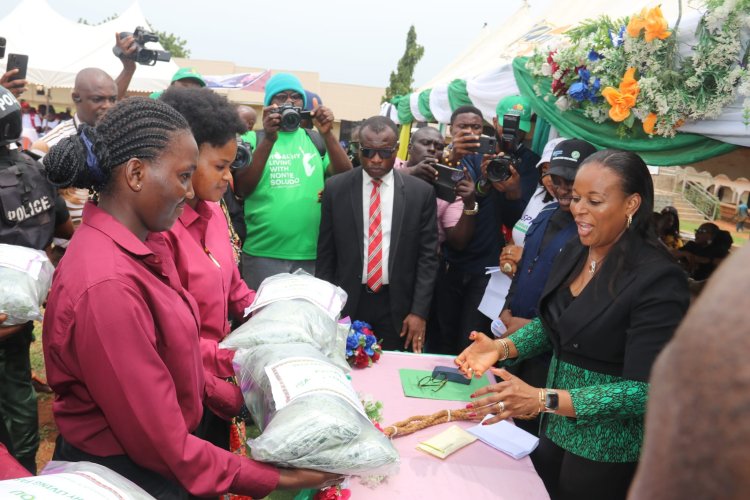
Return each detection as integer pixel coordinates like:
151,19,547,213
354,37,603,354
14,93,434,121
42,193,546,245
536,137,567,169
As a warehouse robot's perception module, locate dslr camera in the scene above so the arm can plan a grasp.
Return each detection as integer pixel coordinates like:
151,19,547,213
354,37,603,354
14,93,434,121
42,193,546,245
113,27,171,66
231,137,252,171
485,113,522,183
274,103,312,132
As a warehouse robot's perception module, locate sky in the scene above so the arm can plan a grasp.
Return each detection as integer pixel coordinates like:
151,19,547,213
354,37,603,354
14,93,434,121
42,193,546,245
6,0,552,88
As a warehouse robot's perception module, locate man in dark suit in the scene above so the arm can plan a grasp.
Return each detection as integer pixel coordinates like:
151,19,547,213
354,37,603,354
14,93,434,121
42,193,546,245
316,116,438,353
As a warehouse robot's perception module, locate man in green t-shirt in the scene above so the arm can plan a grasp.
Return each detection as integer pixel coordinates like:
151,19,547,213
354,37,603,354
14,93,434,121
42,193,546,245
234,73,352,289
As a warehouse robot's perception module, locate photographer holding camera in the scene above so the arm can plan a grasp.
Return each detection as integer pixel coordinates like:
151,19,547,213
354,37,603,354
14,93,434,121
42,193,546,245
430,101,539,355
234,73,352,289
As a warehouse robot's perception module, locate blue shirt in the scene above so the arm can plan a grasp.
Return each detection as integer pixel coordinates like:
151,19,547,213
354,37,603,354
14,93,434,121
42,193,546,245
442,147,539,275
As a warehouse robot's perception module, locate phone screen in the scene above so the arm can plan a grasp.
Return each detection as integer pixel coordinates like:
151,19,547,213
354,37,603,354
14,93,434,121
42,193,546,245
7,54,28,81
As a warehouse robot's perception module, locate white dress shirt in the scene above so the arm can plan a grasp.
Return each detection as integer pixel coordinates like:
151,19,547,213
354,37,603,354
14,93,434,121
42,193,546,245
361,169,394,285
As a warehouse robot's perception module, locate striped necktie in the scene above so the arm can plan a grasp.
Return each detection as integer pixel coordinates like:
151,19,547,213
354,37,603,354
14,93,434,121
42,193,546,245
366,178,383,292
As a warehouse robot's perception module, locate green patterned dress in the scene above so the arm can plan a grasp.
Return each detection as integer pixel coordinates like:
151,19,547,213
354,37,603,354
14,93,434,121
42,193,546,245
505,317,648,462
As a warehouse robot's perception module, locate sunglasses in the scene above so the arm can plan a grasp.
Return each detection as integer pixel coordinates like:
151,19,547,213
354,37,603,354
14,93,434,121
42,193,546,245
695,228,710,234
360,146,397,159
417,374,448,392
272,92,304,103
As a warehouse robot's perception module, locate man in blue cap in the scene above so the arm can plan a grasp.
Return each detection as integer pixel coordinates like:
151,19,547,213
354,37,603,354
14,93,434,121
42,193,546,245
234,73,352,289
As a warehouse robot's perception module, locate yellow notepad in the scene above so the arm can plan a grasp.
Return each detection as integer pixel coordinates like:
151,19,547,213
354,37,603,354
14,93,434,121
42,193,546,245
416,425,477,459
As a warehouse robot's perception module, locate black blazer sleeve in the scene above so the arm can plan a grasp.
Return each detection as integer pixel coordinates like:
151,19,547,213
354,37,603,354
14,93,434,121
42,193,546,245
623,260,690,381
315,178,336,283
409,183,438,319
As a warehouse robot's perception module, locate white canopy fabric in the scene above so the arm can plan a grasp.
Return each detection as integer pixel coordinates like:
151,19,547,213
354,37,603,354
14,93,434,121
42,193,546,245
0,0,179,92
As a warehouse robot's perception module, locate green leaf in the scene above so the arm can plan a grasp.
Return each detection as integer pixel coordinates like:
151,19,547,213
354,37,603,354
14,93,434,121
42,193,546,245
623,113,635,128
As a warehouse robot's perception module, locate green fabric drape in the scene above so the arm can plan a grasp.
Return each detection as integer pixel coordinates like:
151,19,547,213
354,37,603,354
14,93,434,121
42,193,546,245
394,94,414,124
531,115,552,156
389,95,413,125
418,89,436,122
512,57,737,166
447,79,473,111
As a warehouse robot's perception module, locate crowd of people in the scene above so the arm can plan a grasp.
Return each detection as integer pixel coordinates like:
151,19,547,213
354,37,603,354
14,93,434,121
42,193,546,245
0,31,744,500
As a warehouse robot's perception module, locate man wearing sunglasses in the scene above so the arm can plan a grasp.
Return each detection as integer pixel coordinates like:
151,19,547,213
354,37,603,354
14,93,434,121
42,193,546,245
317,116,438,354
234,73,352,289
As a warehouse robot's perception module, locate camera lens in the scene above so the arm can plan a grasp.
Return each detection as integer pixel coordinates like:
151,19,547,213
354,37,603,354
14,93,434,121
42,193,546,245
280,107,301,132
486,157,512,183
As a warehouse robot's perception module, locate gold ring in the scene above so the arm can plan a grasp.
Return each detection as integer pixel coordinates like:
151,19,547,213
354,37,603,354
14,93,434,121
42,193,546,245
496,401,505,413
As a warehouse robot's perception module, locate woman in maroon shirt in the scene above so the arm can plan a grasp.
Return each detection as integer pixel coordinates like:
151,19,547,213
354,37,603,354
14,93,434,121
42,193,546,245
42,97,340,499
158,87,254,452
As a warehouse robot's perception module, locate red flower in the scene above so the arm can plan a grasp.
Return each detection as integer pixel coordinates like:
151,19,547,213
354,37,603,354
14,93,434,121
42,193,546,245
314,487,340,500
314,487,351,500
354,347,370,368
371,350,381,362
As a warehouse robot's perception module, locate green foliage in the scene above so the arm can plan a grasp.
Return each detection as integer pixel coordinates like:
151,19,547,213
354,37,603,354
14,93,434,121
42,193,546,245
77,14,190,58
77,13,119,25
566,15,629,46
150,28,191,58
382,25,425,103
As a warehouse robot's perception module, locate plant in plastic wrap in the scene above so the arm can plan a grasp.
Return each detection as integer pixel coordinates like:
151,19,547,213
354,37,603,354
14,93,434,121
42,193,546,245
0,244,55,325
0,461,156,499
221,273,399,478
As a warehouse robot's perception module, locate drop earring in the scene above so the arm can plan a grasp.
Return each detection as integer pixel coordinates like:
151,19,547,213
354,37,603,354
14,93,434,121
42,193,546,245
627,213,633,228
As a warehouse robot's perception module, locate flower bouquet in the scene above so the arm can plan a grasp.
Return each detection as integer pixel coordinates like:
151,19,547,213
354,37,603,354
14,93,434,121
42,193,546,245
526,1,750,137
346,321,382,369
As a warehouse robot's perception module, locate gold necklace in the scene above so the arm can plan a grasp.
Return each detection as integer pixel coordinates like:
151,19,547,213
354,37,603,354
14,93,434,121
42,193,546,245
588,252,604,276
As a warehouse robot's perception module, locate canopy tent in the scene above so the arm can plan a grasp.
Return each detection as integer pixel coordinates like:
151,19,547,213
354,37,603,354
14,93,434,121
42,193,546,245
384,0,750,166
0,0,179,92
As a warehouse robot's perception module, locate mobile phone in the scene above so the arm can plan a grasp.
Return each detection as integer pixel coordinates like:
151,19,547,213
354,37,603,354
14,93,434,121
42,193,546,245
6,53,28,81
432,366,472,385
474,135,497,155
434,163,464,202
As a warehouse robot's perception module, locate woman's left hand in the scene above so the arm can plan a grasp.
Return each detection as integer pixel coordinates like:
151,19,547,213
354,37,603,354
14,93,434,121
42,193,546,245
466,368,541,425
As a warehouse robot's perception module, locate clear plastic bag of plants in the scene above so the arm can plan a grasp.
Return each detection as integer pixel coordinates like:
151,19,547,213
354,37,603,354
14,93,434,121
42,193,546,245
221,274,399,477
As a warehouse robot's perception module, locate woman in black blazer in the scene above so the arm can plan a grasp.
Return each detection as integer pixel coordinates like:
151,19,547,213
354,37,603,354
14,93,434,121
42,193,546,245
455,149,690,500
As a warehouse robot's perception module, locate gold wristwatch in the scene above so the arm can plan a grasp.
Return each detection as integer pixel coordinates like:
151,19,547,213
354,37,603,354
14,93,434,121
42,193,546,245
463,201,479,216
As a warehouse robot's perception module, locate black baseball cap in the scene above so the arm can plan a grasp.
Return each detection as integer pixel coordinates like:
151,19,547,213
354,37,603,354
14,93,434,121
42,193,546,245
548,139,597,181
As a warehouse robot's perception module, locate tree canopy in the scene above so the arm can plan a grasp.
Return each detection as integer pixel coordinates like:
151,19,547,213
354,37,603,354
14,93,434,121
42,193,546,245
382,25,424,103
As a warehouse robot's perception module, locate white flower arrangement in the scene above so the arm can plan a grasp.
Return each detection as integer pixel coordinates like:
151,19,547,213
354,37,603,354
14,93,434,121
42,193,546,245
526,0,750,137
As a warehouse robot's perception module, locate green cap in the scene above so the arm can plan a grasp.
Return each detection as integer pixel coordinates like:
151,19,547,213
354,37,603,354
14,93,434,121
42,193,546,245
171,67,206,87
496,95,532,133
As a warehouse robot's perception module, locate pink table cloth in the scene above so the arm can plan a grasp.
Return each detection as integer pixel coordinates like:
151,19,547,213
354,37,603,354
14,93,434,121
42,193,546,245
348,351,549,499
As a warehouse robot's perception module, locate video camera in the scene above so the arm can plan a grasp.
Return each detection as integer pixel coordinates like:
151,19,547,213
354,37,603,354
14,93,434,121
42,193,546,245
274,103,312,132
113,27,171,66
485,113,521,183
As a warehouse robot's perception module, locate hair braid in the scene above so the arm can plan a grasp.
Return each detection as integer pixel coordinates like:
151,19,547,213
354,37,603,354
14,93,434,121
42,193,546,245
44,97,189,192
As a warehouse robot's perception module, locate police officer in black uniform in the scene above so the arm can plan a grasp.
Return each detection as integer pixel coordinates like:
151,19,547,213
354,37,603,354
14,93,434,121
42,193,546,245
0,87,73,473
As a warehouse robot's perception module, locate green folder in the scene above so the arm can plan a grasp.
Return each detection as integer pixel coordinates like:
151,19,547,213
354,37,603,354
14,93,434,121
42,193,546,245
399,368,491,402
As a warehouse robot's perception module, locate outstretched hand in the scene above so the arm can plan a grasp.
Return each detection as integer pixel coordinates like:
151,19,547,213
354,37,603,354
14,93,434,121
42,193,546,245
454,331,500,378
466,368,540,425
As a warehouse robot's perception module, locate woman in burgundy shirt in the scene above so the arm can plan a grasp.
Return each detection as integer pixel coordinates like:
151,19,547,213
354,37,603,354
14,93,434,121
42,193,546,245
158,87,254,451
42,97,340,499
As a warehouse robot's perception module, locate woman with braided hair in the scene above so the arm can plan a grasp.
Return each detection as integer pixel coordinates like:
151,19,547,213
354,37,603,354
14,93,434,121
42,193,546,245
42,97,341,499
